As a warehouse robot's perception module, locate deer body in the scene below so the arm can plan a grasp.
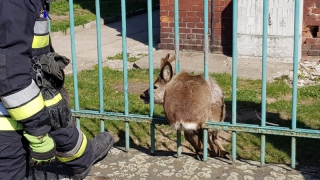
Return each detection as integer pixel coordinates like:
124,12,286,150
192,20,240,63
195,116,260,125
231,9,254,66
164,72,213,131
140,54,229,160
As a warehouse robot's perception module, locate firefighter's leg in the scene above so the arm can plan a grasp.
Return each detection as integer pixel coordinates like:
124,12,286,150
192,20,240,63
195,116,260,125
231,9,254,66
0,131,29,180
50,125,114,179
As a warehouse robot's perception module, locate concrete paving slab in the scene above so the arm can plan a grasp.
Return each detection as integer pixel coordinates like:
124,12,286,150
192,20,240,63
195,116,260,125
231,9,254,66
86,147,319,180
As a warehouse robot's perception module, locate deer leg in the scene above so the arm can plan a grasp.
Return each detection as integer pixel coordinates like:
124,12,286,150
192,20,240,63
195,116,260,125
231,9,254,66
184,130,203,160
207,131,220,157
211,130,231,160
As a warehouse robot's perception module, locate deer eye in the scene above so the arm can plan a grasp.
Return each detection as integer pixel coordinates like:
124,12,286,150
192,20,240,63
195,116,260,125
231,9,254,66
154,86,158,89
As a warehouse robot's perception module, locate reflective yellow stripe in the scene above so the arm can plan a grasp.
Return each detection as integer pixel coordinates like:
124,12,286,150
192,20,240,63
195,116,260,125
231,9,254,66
57,133,88,162
44,93,62,107
0,117,24,130
32,34,49,49
7,94,45,121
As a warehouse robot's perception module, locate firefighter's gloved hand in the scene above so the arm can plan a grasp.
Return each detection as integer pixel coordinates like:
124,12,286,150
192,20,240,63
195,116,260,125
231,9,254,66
41,83,73,130
48,94,73,130
23,132,56,166
39,53,70,81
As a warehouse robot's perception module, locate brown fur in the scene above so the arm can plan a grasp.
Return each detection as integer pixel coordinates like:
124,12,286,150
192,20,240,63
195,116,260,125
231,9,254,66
140,54,229,160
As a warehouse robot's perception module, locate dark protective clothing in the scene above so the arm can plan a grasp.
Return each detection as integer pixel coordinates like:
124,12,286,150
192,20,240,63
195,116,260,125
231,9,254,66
0,131,28,180
0,0,113,179
0,0,56,176
27,1,94,172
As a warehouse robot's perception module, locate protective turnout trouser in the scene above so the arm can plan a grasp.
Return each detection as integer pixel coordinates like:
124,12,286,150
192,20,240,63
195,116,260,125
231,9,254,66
0,102,27,180
0,0,94,179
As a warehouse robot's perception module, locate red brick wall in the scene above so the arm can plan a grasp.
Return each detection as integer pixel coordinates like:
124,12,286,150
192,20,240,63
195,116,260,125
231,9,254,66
302,0,320,56
158,0,232,54
213,0,232,54
158,0,212,51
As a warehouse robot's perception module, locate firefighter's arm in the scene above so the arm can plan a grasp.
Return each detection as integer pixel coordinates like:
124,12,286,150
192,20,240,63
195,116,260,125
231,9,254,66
1,81,56,165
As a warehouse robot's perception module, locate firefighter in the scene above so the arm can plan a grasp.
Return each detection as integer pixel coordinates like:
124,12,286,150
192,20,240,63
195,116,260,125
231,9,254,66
0,0,114,179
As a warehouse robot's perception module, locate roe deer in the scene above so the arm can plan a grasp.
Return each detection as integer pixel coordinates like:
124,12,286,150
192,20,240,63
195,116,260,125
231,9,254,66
140,54,230,160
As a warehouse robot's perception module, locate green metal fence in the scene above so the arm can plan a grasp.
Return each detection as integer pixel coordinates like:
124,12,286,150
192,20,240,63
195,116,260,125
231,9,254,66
67,0,320,169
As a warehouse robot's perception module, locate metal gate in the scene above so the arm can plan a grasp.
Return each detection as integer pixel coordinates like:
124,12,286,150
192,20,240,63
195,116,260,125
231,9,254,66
66,0,320,169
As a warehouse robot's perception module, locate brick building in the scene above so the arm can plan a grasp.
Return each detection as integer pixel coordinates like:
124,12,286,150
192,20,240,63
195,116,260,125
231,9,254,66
158,0,320,58
158,0,232,54
302,0,320,56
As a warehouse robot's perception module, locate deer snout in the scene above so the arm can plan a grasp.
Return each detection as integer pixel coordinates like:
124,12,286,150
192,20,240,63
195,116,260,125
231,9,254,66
140,90,150,104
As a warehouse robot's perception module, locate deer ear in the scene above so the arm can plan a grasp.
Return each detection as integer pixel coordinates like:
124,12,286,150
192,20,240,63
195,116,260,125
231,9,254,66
160,58,165,69
160,53,171,68
164,53,170,61
168,55,175,64
160,61,173,82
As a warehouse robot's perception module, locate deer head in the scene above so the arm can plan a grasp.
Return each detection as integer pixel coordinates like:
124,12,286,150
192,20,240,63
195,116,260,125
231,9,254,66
140,54,175,104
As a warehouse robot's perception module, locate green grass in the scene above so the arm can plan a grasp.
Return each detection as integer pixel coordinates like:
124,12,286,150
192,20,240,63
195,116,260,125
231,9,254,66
64,66,320,165
107,53,146,62
49,0,159,32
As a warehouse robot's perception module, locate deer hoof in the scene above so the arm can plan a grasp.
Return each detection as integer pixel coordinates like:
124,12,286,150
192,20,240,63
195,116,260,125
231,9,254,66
223,152,232,161
195,152,203,161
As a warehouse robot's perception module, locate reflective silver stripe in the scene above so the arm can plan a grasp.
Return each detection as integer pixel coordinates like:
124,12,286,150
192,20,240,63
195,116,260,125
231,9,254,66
1,80,40,108
34,20,49,34
56,128,84,157
0,102,9,116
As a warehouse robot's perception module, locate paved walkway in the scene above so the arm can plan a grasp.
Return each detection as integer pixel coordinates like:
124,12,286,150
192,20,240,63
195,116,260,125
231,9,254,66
86,147,320,180
49,10,320,180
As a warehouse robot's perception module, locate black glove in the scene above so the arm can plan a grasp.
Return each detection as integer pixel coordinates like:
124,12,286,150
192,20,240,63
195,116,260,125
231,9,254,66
39,53,70,89
32,52,73,130
40,78,74,130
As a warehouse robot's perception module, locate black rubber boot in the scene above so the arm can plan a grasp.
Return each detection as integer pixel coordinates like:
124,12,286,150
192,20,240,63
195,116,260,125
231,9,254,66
72,131,114,180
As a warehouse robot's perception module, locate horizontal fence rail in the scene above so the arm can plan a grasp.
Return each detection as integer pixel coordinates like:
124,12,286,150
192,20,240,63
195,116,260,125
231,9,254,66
72,110,320,139
66,0,320,169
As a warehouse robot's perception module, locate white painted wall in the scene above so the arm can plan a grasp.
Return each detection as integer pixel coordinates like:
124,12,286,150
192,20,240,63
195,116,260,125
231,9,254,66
237,0,303,63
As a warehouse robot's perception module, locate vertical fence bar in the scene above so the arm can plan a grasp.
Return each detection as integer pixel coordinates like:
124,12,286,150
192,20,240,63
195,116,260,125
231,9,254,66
177,131,182,157
121,0,130,151
150,122,155,154
174,0,182,157
260,0,269,166
95,0,105,133
68,0,80,129
147,0,156,154
203,0,209,81
174,0,180,73
291,0,300,169
203,129,208,161
231,0,238,162
202,0,209,161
